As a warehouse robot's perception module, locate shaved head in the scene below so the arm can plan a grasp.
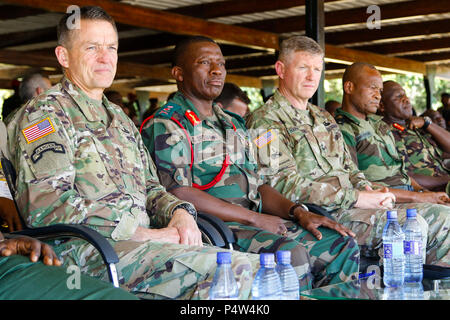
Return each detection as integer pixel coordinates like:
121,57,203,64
381,80,400,101
341,62,383,119
342,62,380,88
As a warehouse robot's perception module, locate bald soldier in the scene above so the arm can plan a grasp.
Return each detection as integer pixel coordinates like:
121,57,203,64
246,36,449,267
141,35,360,290
378,80,450,193
6,6,264,300
335,62,450,266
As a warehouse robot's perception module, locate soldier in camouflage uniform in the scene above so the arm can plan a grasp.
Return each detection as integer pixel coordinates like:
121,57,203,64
378,81,450,194
142,36,360,289
335,62,450,266
247,37,449,267
5,7,262,300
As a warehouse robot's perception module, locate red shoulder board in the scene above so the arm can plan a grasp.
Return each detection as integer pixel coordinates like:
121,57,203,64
393,123,405,132
185,110,201,126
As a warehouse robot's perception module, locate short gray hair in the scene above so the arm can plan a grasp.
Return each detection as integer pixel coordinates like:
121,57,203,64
278,36,324,63
57,6,117,48
19,73,51,104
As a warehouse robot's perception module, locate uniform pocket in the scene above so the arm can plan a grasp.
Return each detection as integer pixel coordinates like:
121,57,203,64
73,133,116,200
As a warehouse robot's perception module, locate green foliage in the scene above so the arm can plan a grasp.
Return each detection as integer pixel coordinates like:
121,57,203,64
242,87,267,112
0,89,13,120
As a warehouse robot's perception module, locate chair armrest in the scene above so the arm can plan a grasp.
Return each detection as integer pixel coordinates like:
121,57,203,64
197,216,225,248
11,224,120,287
197,212,235,249
304,203,336,221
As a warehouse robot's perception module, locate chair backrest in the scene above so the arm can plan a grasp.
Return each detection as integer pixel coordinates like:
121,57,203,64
0,120,22,223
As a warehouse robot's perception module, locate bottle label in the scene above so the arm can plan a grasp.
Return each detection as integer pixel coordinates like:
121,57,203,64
404,240,422,255
384,244,392,259
384,242,403,258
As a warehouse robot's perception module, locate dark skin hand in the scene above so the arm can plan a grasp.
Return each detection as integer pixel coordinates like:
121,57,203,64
0,198,23,232
172,184,356,240
0,232,61,266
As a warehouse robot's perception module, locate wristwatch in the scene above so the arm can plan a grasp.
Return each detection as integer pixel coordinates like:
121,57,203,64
174,203,197,220
288,202,309,220
422,116,432,130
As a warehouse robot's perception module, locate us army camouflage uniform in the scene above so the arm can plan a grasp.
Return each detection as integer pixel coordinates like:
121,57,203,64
334,108,449,266
6,77,260,299
142,92,360,289
246,90,449,267
389,122,450,193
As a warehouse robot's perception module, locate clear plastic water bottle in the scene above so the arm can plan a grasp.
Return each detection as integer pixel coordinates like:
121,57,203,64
404,282,424,300
209,251,239,300
275,250,300,300
251,253,282,300
402,209,423,283
383,286,404,300
382,210,405,287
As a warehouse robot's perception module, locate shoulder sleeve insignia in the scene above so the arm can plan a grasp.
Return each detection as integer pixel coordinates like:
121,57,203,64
254,129,276,149
31,141,65,163
154,104,180,119
22,117,55,144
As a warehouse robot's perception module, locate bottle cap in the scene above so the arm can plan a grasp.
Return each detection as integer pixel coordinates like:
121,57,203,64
406,208,417,218
217,251,232,264
386,210,398,220
276,250,291,264
260,253,275,267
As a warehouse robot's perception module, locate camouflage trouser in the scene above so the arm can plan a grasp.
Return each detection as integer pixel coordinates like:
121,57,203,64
227,219,360,290
53,239,259,300
335,202,450,267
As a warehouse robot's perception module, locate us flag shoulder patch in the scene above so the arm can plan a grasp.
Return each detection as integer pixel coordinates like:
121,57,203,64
254,129,276,149
22,117,55,144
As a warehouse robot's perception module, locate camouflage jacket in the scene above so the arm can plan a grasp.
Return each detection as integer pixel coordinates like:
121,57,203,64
388,121,449,177
246,90,371,211
6,77,188,241
335,108,410,187
141,91,263,211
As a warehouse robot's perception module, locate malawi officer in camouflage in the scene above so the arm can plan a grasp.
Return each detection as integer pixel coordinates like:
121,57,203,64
335,62,450,266
141,36,360,289
378,80,450,194
6,7,262,300
246,37,449,267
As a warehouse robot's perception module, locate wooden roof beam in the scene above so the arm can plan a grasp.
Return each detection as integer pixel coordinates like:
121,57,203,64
1,0,429,77
326,19,450,46
239,0,450,34
168,0,340,19
0,49,262,88
353,37,450,55
325,44,427,75
2,0,279,51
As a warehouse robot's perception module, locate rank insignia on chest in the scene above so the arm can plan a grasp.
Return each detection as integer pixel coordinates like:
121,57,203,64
185,110,201,126
253,129,276,149
393,123,405,132
22,117,55,144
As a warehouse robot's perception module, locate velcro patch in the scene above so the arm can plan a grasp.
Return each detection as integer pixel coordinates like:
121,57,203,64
254,129,276,149
31,141,65,163
22,117,55,144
